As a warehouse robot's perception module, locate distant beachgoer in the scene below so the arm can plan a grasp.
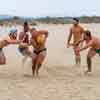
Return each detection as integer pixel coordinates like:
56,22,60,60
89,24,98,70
67,18,84,65
30,28,48,77
76,30,100,73
0,29,21,65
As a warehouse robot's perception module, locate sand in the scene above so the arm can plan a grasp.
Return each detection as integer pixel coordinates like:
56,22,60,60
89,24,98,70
0,24,100,100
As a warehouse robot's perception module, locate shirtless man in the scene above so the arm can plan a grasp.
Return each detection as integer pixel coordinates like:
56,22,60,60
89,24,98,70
67,18,84,65
76,30,100,73
30,28,48,77
18,22,32,66
0,29,21,64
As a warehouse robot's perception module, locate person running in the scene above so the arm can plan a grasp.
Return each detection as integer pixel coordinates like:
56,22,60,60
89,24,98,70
76,30,100,73
67,18,84,65
0,29,21,65
30,28,48,77
18,21,32,67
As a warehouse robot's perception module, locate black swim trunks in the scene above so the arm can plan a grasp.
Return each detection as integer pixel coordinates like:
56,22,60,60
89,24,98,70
34,48,47,55
18,47,28,54
0,48,2,52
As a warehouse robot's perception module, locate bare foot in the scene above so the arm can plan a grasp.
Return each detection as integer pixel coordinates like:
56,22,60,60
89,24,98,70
84,70,92,75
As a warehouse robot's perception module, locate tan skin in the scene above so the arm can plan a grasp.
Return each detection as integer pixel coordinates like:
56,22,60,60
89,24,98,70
18,32,32,57
18,23,33,69
0,33,22,64
18,22,32,56
0,35,20,48
30,29,48,77
67,20,84,65
76,33,100,73
19,23,29,48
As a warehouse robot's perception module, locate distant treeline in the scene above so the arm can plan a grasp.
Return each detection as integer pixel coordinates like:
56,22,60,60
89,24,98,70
0,16,33,25
34,16,100,24
0,16,100,25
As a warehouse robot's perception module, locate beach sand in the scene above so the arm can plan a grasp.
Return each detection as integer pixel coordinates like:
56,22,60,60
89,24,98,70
0,24,100,100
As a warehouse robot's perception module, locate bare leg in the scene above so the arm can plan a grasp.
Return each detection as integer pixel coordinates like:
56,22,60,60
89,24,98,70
36,64,42,77
35,51,46,77
75,55,81,65
22,48,32,67
86,48,96,73
22,56,28,67
74,47,81,65
32,64,36,76
87,56,91,72
0,50,6,65
32,53,37,77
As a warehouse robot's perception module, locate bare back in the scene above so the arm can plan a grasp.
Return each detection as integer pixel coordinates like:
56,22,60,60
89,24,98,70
89,36,100,49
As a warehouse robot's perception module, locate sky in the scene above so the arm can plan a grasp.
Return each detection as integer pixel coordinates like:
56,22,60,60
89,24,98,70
0,0,100,17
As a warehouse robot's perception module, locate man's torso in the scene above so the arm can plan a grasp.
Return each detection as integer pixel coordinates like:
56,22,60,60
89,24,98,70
71,25,83,43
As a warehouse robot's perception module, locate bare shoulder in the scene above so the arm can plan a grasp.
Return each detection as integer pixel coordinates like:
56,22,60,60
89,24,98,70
38,30,48,33
38,30,48,37
79,25,84,30
92,36,98,43
70,25,74,30
70,26,73,32
87,37,95,46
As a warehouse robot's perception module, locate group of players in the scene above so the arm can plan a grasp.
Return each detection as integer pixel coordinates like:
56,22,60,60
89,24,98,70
67,18,100,74
0,18,100,77
0,22,48,77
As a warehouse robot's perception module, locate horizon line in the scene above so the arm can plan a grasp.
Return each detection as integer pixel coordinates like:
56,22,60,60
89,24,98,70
0,14,100,18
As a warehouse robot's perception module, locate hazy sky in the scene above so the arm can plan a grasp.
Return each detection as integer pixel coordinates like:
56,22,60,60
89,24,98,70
0,0,100,17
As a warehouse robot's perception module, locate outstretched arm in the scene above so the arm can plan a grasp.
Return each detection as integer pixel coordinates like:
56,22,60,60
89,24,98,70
7,39,22,44
79,40,93,51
